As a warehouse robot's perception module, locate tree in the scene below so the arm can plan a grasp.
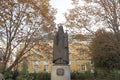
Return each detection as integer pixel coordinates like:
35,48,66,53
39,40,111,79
65,0,120,41
97,0,120,66
0,0,56,72
90,0,120,71
65,0,120,70
90,29,120,71
64,0,104,35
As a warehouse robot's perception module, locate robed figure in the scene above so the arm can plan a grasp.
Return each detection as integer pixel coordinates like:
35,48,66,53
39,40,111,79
53,26,69,65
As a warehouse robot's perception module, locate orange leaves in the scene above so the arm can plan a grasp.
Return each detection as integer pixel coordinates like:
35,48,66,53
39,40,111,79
40,5,48,17
71,0,79,5
18,0,27,3
18,0,33,3
72,34,86,41
18,0,50,20
0,0,56,71
39,0,49,18
90,29,119,70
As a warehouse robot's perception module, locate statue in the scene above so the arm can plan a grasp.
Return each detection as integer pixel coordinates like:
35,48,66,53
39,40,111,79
53,26,69,65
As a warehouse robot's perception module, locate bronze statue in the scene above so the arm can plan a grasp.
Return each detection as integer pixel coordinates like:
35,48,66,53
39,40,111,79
53,26,69,65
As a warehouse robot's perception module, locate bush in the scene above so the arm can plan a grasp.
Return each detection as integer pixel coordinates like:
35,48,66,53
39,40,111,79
29,72,50,80
3,70,120,80
16,72,50,80
1,70,18,80
93,70,120,80
106,70,119,80
2,71,50,80
4,71,13,80
71,71,94,80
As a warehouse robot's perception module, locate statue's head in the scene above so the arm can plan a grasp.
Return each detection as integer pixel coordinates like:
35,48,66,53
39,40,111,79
58,26,64,32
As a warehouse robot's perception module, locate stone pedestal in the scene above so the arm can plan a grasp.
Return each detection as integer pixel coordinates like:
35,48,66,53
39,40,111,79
51,65,71,80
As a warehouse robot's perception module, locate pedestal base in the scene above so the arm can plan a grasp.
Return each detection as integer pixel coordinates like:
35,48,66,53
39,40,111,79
51,65,71,80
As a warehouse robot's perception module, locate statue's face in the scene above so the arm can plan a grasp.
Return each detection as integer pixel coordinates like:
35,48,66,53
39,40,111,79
58,26,64,33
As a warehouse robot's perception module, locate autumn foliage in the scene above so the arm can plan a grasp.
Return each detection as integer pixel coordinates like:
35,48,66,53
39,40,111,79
90,29,120,71
64,0,120,71
0,0,56,72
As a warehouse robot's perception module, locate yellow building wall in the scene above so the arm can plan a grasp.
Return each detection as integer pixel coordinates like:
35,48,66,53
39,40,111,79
70,60,91,72
18,42,92,73
24,60,53,73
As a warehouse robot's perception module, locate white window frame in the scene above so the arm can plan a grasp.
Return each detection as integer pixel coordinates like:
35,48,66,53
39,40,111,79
44,65,48,72
80,49,85,55
44,61,49,72
81,64,86,72
34,61,39,73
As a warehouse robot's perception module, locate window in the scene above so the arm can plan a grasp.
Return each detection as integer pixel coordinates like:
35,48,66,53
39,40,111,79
80,49,85,55
81,64,86,72
44,65,48,72
34,61,39,73
23,60,28,71
44,61,49,72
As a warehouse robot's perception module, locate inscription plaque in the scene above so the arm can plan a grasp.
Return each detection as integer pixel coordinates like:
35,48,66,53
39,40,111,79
56,68,64,76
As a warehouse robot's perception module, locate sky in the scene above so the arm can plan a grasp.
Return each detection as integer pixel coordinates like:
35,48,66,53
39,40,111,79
50,0,73,24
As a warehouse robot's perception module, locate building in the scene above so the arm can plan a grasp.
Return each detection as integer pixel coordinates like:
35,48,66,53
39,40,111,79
18,40,93,73
69,43,92,72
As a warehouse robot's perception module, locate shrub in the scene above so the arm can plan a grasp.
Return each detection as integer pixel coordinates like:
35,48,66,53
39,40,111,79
71,71,94,80
106,70,119,80
16,72,50,80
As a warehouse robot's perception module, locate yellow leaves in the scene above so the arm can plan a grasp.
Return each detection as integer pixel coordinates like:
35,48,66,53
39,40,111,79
40,5,49,18
0,0,56,71
39,0,49,16
18,0,27,3
73,34,86,41
71,0,79,5
33,41,52,55
18,0,50,19
18,0,33,3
